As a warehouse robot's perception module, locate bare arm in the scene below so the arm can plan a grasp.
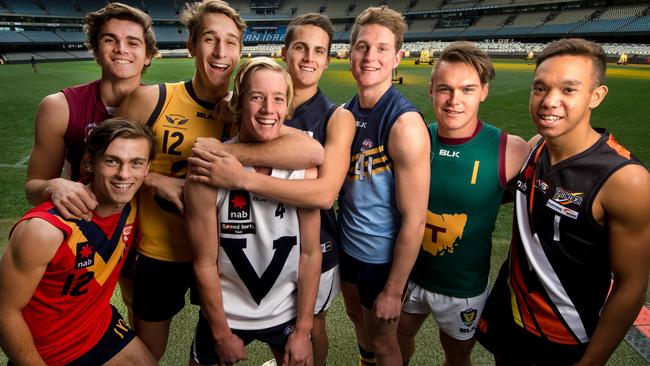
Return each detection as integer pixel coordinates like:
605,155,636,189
576,164,650,366
284,167,322,365
188,108,355,209
25,93,97,220
184,179,246,363
194,124,324,171
374,112,430,322
502,134,531,203
0,219,63,365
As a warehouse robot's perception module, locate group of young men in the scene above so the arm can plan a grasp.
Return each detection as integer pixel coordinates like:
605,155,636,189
0,1,648,366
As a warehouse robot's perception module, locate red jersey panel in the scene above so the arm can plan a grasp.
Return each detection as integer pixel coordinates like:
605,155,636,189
15,200,137,365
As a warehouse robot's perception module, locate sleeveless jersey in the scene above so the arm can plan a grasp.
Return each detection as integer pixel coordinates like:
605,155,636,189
493,129,642,345
62,80,111,181
340,86,421,264
284,88,339,272
217,167,305,330
16,200,137,366
411,121,507,298
138,80,235,262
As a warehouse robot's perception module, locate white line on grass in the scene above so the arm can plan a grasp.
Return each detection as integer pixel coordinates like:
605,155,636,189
0,154,30,168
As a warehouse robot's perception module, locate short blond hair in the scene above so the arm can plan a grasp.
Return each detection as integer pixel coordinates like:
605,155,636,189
229,57,294,123
181,0,246,47
350,6,406,52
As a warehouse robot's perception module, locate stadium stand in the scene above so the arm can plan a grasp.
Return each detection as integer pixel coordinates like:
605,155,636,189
0,0,649,63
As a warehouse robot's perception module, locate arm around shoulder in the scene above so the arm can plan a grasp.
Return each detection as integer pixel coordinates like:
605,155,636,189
116,84,160,124
504,134,531,183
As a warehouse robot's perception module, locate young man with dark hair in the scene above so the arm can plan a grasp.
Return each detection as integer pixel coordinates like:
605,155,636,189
397,41,529,366
117,0,323,360
0,118,157,366
187,12,356,366
25,2,158,221
476,38,650,366
339,6,430,366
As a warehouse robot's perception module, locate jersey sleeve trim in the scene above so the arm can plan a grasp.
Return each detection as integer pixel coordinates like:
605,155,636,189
146,83,167,127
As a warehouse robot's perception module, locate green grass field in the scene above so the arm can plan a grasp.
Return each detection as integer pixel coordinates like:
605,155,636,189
0,57,649,365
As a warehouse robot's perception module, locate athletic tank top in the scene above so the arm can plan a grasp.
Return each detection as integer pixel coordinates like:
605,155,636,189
284,88,339,272
217,167,305,330
62,80,111,181
137,81,235,262
500,129,642,344
411,121,507,297
17,200,137,365
340,86,421,263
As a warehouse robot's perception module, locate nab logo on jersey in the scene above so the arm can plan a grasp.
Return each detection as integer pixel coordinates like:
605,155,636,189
75,242,95,269
229,190,251,221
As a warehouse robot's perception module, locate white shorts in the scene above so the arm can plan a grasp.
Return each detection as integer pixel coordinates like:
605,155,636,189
314,265,340,315
402,280,489,341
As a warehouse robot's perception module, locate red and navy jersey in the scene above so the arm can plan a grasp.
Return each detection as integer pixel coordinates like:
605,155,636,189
15,200,137,365
284,88,339,272
499,129,642,345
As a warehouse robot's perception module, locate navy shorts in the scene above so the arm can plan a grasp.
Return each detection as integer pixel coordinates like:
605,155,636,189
339,250,393,309
132,254,198,322
191,311,296,365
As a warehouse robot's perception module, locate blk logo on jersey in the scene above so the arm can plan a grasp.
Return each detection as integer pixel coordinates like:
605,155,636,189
439,148,460,158
229,190,251,221
75,242,95,269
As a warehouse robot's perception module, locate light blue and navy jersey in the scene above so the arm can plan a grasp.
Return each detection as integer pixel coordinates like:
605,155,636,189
339,86,421,264
284,88,339,272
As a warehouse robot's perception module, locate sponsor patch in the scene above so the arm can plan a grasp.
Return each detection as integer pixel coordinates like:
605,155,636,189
165,114,189,126
75,242,95,269
220,222,256,235
362,138,374,150
320,241,333,253
546,199,579,219
122,224,133,243
552,187,584,206
228,190,251,221
535,179,549,193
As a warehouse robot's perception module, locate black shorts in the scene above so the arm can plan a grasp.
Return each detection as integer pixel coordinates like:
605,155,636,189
119,247,138,279
132,254,198,322
476,272,587,366
191,311,295,365
339,250,392,309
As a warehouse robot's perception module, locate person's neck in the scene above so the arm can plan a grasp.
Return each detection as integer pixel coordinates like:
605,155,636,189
438,119,480,140
545,123,600,166
99,76,141,108
358,80,391,109
292,84,319,110
192,75,228,103
89,187,125,218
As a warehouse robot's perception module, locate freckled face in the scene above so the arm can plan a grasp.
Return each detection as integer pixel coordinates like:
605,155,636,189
238,69,289,143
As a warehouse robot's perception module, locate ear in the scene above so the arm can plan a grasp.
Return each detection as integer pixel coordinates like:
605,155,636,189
589,84,608,109
428,81,433,98
186,38,195,57
480,83,490,102
393,50,402,69
281,46,287,61
82,153,94,174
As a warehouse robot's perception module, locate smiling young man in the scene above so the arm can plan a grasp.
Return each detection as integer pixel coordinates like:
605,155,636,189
117,0,323,360
25,2,157,221
476,38,650,366
185,57,321,366
335,6,430,366
396,41,529,366
0,118,157,366
187,13,355,366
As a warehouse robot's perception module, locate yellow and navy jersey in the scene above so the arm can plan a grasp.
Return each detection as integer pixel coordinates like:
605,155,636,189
17,200,136,366
494,129,642,345
339,86,422,264
138,80,235,262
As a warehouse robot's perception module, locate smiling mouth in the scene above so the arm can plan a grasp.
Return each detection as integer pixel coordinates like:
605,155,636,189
443,109,463,115
113,59,132,64
256,118,277,126
361,66,379,71
539,114,563,122
300,66,315,72
209,62,229,70
112,183,133,190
